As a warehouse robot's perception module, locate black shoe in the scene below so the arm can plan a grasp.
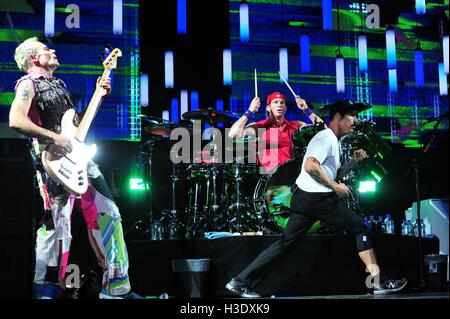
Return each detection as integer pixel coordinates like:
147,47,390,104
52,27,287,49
373,277,408,295
226,278,261,298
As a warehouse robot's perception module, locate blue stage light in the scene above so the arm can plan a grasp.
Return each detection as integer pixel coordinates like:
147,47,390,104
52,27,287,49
336,54,345,93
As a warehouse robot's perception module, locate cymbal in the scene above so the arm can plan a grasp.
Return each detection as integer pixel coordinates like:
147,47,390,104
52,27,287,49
182,108,240,124
141,114,194,136
143,123,174,136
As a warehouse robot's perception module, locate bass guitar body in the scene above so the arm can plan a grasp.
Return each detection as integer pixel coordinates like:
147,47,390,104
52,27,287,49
41,109,96,196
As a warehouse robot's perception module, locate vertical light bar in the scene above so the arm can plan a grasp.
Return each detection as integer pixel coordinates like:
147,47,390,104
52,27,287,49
336,54,345,93
414,48,424,88
300,34,311,73
216,99,224,111
386,27,397,70
416,0,426,14
113,0,123,35
171,98,179,123
239,1,249,42
223,49,232,85
322,0,332,30
162,110,170,122
180,90,188,118
279,47,289,83
358,34,368,73
443,35,449,74
177,0,187,34
389,69,398,93
140,74,149,106
190,91,199,110
45,0,55,37
165,51,174,88
439,62,448,96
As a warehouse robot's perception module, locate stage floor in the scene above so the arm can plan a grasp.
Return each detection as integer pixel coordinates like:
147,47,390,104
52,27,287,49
126,234,441,298
267,291,449,299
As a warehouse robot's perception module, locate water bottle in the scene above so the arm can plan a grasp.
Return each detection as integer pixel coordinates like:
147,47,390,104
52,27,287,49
168,218,179,239
151,218,164,240
159,293,169,299
401,219,412,236
384,214,395,234
377,216,385,234
363,217,370,230
413,219,426,237
368,215,376,232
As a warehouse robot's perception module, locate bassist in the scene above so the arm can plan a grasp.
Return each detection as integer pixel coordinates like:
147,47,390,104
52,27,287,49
9,37,141,299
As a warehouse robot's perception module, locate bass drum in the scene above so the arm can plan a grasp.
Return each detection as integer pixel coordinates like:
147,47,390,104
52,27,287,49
252,159,324,234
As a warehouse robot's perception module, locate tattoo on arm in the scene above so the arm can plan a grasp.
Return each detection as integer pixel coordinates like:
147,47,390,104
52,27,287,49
308,167,336,189
18,87,30,100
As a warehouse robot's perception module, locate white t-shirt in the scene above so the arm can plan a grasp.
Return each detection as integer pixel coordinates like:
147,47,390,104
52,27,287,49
295,128,341,193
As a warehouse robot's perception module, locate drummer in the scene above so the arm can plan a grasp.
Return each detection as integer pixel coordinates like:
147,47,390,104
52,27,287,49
228,92,323,172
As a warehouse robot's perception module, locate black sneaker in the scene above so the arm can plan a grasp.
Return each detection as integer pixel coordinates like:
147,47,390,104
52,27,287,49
373,277,408,295
225,277,261,298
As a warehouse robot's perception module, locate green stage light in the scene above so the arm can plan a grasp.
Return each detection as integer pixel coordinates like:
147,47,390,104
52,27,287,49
358,180,376,193
129,178,149,191
369,171,382,183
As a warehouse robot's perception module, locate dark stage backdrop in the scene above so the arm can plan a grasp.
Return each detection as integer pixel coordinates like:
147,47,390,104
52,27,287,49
228,0,449,148
140,0,448,149
1,0,448,147
0,0,141,141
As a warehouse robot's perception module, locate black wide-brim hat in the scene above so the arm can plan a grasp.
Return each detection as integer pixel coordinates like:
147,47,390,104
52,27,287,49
319,99,372,115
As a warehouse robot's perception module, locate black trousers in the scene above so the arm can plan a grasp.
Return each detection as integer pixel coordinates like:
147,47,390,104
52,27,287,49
237,188,373,289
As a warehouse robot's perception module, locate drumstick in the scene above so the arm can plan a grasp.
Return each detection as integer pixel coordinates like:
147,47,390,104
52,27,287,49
278,71,297,99
254,68,258,98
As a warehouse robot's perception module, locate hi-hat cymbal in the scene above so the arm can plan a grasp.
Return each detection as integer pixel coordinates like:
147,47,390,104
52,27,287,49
143,123,174,136
142,123,193,136
182,108,240,124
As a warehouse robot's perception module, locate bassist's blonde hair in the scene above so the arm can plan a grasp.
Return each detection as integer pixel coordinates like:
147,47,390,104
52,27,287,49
14,37,39,72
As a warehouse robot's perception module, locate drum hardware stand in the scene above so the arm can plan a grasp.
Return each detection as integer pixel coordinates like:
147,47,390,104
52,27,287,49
227,165,253,232
167,162,183,239
145,137,158,215
185,177,201,238
207,164,222,230
203,128,224,231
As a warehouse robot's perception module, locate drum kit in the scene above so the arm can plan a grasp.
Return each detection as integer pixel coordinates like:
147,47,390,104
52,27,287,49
137,109,391,239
